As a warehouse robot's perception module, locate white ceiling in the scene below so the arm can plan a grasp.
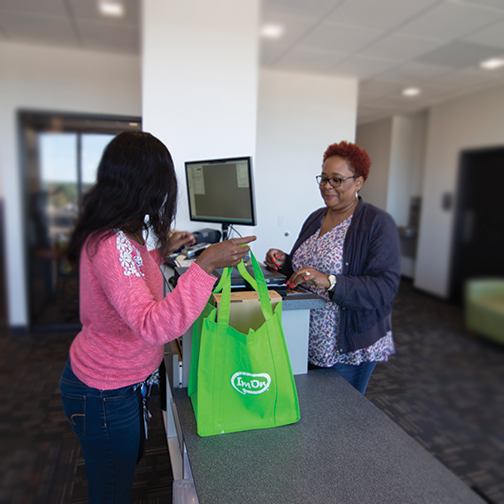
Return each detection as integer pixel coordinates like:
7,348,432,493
1,0,504,125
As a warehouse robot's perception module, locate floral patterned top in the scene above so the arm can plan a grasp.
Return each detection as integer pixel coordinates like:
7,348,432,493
292,216,395,367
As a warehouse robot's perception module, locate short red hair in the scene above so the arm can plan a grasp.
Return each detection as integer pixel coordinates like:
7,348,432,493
323,141,371,181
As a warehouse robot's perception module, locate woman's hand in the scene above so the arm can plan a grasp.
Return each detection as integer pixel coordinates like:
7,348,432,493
265,249,286,271
167,231,195,255
195,236,257,275
286,267,331,290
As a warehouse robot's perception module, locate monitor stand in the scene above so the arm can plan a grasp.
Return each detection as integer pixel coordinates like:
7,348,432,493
221,223,229,241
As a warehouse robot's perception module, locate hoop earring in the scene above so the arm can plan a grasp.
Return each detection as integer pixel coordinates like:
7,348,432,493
356,191,359,199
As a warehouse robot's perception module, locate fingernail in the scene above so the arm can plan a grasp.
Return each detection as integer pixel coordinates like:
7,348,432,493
304,276,309,280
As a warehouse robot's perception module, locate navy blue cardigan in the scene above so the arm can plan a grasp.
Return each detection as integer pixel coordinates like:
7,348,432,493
280,199,401,354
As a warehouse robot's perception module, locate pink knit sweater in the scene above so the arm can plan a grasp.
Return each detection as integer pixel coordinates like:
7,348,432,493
69,230,216,390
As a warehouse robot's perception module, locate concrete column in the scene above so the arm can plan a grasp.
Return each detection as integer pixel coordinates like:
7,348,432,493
142,0,260,232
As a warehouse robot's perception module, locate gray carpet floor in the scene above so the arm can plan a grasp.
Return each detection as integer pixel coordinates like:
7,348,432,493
1,278,503,503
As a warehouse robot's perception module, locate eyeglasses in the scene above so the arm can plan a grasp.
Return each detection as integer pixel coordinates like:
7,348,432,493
316,175,356,188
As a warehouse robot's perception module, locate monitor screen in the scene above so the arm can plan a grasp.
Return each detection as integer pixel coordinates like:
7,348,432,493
185,156,256,228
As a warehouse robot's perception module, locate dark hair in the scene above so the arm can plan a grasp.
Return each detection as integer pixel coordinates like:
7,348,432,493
322,141,371,181
66,131,177,263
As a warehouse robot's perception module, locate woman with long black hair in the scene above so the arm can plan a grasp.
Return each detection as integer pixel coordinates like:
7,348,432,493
60,131,255,503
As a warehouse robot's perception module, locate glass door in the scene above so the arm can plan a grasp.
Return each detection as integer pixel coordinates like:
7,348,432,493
21,113,141,329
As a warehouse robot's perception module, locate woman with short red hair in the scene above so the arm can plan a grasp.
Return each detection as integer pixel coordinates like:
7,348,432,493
265,141,400,394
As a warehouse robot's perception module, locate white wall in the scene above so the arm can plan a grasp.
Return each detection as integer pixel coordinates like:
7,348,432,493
141,0,259,240
0,42,141,328
356,118,393,211
253,69,358,261
388,117,413,226
415,84,504,298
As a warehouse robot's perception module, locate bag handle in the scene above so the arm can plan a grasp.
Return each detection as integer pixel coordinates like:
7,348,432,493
212,265,231,294
246,251,274,320
236,260,257,291
217,249,275,327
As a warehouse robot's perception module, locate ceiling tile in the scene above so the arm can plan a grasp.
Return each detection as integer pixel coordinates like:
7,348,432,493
415,41,504,67
375,62,451,84
358,79,404,101
262,0,343,19
0,0,67,16
259,11,320,47
76,21,139,54
273,46,348,73
327,55,400,79
392,85,458,102
325,0,438,31
397,1,503,40
69,0,138,25
426,68,503,90
359,32,444,62
0,11,78,46
463,18,504,49
297,19,383,53
456,0,504,10
463,62,504,77
260,42,292,66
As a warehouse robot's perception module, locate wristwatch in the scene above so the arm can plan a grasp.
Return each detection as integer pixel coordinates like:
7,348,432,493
327,274,337,293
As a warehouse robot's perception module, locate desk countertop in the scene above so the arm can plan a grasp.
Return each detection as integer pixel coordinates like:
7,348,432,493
173,370,484,504
281,290,326,310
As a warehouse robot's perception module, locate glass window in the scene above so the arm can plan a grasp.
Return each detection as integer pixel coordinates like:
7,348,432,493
82,133,115,191
39,133,78,249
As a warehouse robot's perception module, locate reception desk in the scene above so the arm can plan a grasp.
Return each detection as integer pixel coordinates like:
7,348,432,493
169,369,484,504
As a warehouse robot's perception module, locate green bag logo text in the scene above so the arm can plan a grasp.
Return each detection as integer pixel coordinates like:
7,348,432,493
231,372,271,395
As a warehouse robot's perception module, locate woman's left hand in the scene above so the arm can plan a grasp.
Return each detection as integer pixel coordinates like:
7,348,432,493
167,231,196,255
286,267,331,290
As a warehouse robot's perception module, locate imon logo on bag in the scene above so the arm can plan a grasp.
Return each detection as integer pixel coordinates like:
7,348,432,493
231,372,271,395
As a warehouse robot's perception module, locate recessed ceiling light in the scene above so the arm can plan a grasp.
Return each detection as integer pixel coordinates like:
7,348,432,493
98,1,125,17
260,24,284,39
480,58,504,70
402,87,421,97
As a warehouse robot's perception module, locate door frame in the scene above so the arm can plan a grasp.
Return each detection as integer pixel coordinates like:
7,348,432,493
449,145,504,303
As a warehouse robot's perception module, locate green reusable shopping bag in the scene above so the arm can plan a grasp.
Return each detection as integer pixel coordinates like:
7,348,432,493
188,250,300,437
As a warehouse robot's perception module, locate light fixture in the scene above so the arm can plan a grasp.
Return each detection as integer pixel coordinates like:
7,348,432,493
260,24,284,39
480,57,504,70
402,87,421,97
98,0,125,18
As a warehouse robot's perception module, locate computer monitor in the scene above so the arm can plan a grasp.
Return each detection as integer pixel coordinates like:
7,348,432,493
185,156,256,240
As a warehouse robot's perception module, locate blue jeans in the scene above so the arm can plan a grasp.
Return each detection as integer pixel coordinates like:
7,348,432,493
332,361,377,395
309,360,377,394
60,359,144,504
